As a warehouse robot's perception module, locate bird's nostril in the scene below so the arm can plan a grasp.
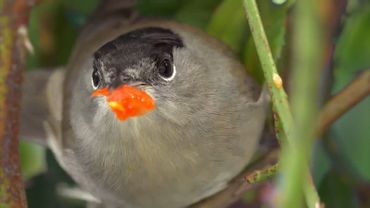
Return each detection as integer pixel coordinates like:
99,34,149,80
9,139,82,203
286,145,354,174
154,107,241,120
129,82,147,88
119,74,132,85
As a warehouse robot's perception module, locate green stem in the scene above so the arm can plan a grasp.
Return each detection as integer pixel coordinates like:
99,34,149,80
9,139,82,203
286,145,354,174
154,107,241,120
242,0,293,139
278,0,323,207
242,0,321,207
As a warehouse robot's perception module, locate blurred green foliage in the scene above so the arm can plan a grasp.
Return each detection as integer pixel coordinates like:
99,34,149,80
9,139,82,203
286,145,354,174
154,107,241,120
175,0,223,29
313,1,370,207
20,142,46,180
331,3,370,181
319,170,359,208
25,150,85,208
207,0,247,54
27,0,99,68
22,0,370,207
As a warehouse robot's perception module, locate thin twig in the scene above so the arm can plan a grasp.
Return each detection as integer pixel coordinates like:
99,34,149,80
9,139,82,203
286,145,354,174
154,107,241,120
242,1,321,207
0,0,35,207
317,70,370,136
242,0,294,139
244,163,279,185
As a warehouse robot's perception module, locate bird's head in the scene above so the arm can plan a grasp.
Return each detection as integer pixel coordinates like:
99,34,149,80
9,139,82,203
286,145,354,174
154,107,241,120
90,27,193,122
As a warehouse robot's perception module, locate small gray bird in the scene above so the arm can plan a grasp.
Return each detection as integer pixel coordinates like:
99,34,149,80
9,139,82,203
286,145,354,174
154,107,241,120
20,1,268,207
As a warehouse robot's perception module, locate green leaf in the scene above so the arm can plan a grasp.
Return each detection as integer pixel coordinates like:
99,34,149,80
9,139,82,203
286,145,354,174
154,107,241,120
206,0,290,83
311,142,332,187
331,3,370,181
175,0,223,29
137,0,183,17
207,0,247,53
334,5,370,83
319,171,359,208
62,0,99,15
27,0,96,68
20,141,46,180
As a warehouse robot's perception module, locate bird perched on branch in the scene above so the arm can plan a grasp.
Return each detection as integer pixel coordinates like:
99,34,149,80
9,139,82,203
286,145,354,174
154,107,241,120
20,0,268,207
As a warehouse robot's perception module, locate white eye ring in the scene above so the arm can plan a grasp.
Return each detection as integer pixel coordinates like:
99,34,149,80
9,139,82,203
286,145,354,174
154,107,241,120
91,77,98,90
91,68,101,90
161,64,176,81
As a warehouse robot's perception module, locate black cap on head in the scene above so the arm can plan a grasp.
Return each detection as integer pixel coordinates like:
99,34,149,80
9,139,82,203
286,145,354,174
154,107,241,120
92,27,184,88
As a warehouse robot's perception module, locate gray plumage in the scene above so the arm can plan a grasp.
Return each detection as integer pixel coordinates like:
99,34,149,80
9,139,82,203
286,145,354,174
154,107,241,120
21,2,268,208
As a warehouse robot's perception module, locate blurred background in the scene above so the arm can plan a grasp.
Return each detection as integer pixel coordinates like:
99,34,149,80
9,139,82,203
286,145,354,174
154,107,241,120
21,0,370,207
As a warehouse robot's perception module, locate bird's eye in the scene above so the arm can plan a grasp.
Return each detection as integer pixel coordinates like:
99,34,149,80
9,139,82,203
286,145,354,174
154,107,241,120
158,58,176,81
91,67,102,89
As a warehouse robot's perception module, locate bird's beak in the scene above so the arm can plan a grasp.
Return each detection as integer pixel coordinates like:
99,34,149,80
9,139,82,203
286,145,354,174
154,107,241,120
92,84,155,121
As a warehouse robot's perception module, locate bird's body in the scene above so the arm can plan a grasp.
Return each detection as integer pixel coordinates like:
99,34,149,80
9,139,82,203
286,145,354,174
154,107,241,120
21,2,268,208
